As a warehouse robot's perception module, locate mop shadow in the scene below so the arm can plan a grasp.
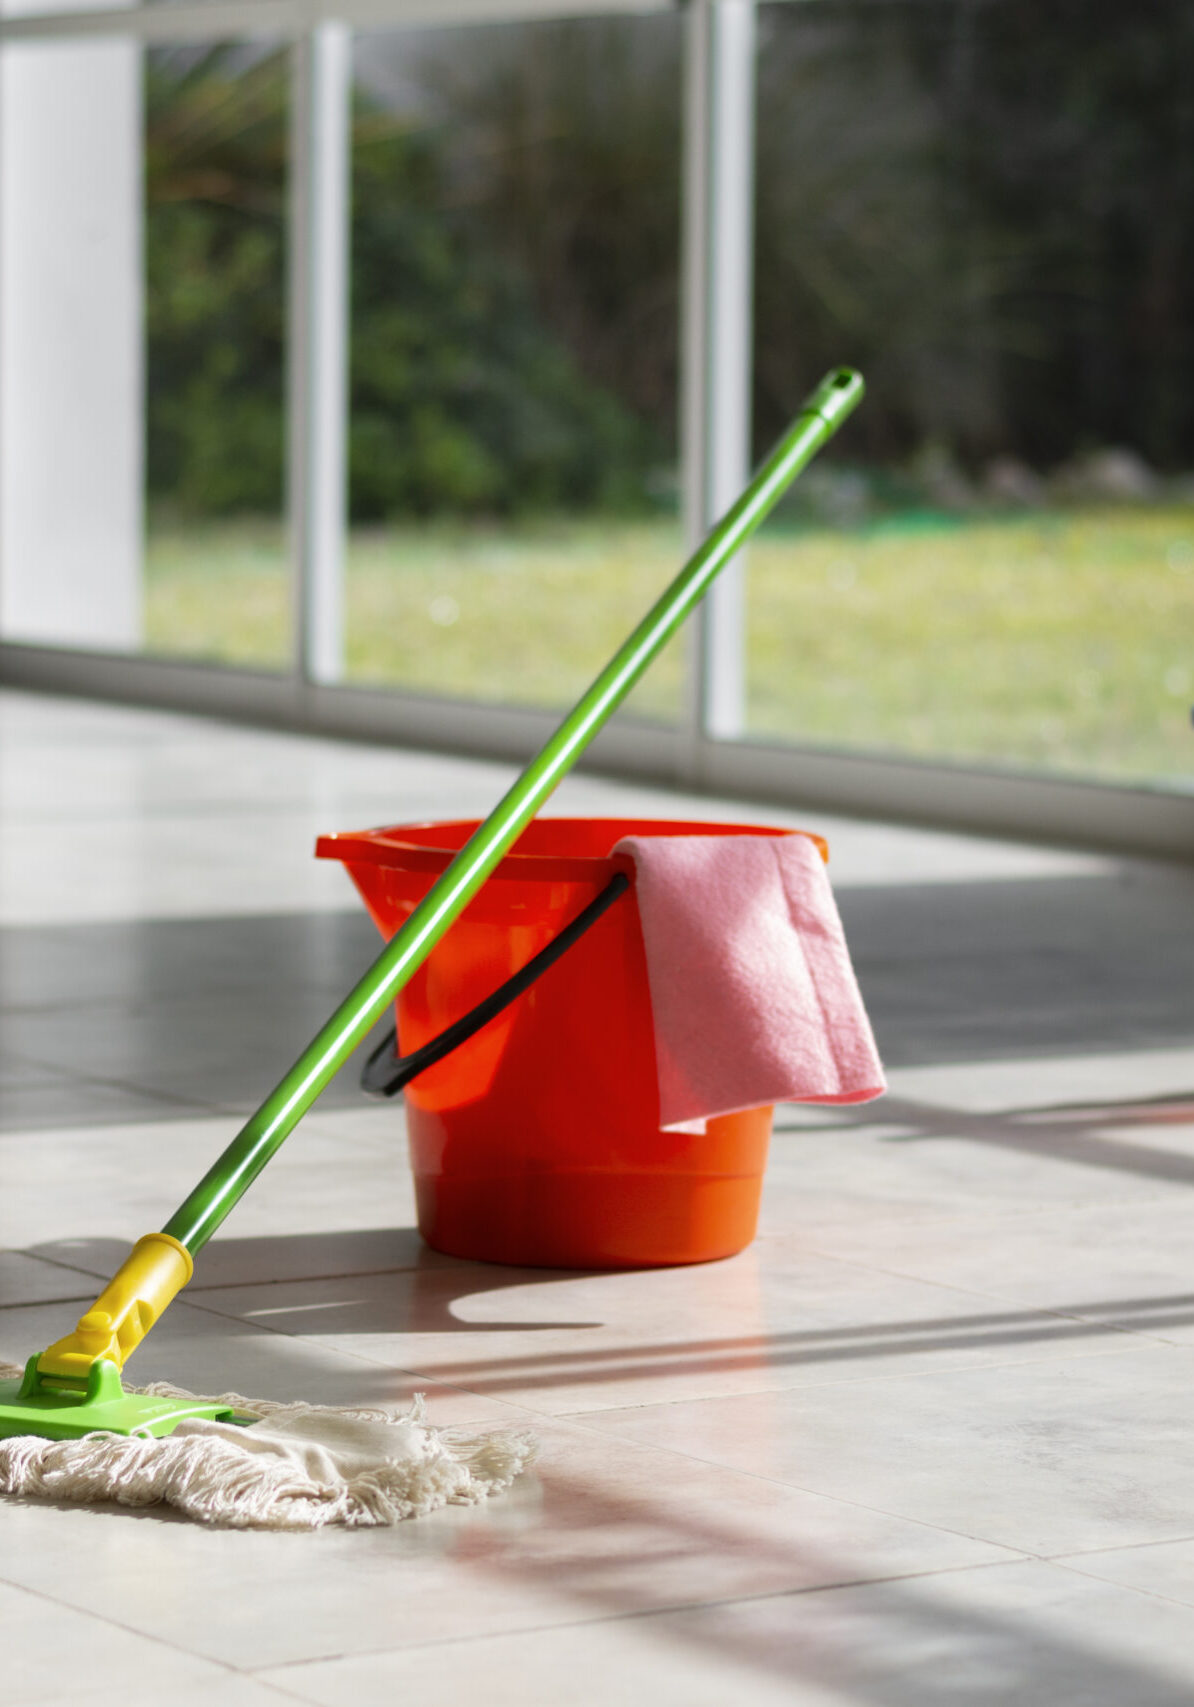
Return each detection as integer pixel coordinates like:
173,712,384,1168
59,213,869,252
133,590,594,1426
24,1228,605,1334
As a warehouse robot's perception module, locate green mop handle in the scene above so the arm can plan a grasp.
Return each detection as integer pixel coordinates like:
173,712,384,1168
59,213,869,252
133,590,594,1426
163,367,864,1255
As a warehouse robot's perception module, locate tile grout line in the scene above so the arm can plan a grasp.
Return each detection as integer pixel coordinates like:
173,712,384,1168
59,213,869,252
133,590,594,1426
0,1573,312,1699
1043,1531,1194,1563
1048,1554,1194,1616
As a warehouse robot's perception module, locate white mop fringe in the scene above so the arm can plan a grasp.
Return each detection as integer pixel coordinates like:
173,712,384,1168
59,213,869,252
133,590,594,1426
0,1362,537,1530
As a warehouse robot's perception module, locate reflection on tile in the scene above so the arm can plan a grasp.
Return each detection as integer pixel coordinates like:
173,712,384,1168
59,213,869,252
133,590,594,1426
0,1117,250,1252
0,1050,65,1088
298,1103,408,1147
34,1227,428,1295
261,1560,1194,1707
0,1416,1008,1672
586,1342,1194,1555
866,1092,1194,1205
0,695,518,930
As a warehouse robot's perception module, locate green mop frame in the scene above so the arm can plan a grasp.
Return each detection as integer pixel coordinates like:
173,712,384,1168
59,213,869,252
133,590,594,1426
0,368,864,1441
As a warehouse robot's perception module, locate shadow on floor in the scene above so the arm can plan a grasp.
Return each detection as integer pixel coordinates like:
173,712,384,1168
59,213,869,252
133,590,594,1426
20,1227,604,1333
16,1227,1194,1384
874,1095,1194,1187
468,1475,1194,1707
272,1285,1192,1395
837,863,1194,1068
0,908,384,1131
3,860,1194,1131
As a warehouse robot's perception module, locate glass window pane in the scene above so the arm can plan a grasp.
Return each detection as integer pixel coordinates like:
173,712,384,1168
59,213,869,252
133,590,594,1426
143,42,290,670
344,16,684,721
748,2,1194,789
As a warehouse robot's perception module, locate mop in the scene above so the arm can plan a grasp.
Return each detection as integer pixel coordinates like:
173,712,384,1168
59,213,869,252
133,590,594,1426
0,370,864,1528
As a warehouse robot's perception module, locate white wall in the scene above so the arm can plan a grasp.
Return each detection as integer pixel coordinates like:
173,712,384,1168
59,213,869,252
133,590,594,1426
0,13,142,650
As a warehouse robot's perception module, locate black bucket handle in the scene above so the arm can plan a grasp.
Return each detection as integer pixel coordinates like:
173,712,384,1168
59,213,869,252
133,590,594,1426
360,871,630,1099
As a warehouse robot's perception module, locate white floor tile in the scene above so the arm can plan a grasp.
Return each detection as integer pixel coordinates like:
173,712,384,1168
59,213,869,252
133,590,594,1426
5,688,1194,1703
0,1579,252,1707
584,1341,1194,1556
789,1196,1194,1345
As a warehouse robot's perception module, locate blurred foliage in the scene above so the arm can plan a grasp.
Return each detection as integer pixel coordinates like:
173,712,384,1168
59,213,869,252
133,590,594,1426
750,0,1194,471
145,45,655,519
145,49,288,513
416,4,1194,474
416,16,681,448
348,96,655,518
146,4,1194,520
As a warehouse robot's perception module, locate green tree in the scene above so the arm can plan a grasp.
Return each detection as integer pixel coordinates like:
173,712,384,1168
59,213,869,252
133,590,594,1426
348,100,656,519
145,47,288,513
145,45,656,520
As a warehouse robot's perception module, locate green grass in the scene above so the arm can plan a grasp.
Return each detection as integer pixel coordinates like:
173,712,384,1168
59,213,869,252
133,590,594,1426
749,507,1194,781
344,519,687,722
144,518,291,671
145,504,1194,787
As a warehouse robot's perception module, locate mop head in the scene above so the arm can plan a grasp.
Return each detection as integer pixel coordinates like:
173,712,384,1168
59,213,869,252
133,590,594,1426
0,1360,537,1530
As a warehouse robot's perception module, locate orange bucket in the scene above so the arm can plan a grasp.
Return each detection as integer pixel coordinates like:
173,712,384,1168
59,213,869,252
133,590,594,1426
316,817,815,1270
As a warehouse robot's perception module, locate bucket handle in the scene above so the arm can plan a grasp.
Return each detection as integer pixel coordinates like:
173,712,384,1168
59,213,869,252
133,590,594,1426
360,871,631,1099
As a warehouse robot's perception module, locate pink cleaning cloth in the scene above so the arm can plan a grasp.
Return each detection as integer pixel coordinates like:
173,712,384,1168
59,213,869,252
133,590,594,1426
613,833,885,1132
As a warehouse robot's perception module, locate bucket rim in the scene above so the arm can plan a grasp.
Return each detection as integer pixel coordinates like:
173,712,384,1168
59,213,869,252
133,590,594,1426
315,817,826,885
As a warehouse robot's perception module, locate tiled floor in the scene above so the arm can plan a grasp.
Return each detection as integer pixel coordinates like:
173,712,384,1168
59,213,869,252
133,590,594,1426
3,687,1194,1706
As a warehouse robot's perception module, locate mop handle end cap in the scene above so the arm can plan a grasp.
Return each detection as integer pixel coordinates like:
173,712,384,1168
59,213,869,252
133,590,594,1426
801,367,866,432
